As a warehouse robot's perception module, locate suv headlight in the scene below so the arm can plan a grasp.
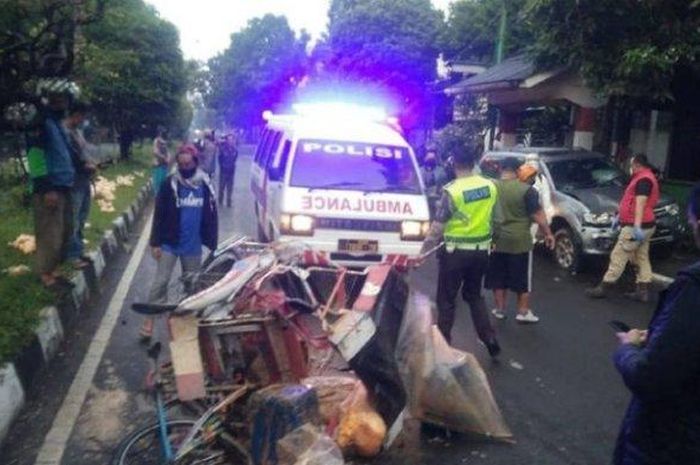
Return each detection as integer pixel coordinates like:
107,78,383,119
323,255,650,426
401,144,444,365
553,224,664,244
583,212,614,226
401,220,430,241
280,213,315,236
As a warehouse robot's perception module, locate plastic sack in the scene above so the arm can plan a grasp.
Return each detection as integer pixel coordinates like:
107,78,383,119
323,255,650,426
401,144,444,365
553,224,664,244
336,381,387,458
277,424,344,465
395,291,512,440
302,376,357,430
248,384,321,465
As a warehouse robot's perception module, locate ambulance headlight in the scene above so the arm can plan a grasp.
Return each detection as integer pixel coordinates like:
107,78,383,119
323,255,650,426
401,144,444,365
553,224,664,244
401,220,430,241
281,213,315,236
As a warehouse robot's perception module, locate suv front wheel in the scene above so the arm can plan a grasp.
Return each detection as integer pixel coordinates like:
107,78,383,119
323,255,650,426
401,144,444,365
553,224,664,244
553,227,582,273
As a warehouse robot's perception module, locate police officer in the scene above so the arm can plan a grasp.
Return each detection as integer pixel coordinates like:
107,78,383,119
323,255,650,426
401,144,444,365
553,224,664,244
420,147,501,357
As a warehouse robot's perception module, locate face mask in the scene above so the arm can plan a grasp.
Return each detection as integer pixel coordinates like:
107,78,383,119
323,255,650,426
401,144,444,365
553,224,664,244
179,167,196,179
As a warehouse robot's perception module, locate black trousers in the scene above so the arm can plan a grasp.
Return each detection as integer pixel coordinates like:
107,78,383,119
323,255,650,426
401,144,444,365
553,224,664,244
218,168,235,206
436,248,495,345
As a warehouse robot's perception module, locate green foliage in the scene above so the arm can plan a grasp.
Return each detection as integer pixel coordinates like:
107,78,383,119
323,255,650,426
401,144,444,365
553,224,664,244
525,0,700,101
0,274,51,364
322,0,444,128
327,0,443,85
76,0,189,156
442,0,530,63
435,93,489,160
0,183,50,365
206,15,309,127
83,145,150,245
0,0,107,118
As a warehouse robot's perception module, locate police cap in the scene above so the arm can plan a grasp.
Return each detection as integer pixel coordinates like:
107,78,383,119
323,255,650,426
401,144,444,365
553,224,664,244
452,144,483,168
501,157,523,173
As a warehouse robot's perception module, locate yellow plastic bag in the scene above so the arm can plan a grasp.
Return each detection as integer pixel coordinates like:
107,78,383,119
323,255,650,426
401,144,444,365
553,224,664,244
336,381,387,458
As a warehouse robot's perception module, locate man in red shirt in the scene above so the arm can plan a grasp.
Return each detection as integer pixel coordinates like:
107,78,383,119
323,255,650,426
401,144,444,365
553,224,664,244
587,154,660,302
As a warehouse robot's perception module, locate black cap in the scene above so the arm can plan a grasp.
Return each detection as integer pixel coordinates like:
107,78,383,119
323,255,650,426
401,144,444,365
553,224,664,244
501,157,523,173
452,143,483,168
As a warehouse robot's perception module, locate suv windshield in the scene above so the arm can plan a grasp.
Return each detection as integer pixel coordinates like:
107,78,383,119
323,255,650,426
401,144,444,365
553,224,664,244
290,139,422,194
546,157,627,190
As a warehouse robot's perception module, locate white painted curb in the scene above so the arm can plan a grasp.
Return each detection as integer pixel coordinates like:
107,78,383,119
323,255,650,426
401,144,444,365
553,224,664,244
35,307,64,363
87,249,106,280
0,364,25,442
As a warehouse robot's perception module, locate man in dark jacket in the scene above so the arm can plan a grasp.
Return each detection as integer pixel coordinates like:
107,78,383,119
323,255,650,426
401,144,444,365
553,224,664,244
140,145,218,339
31,88,76,289
613,183,700,464
64,101,95,270
217,133,238,208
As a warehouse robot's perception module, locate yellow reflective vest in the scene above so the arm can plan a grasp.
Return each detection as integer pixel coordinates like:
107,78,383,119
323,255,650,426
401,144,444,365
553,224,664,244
443,175,498,248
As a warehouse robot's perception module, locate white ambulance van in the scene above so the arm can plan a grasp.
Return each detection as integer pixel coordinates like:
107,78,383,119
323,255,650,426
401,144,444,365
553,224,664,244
250,104,430,267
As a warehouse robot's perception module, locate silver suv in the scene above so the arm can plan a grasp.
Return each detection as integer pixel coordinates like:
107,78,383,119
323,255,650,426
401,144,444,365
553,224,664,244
479,148,683,271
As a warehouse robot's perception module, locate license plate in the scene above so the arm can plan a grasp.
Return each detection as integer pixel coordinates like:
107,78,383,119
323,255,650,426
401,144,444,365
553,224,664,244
338,239,379,253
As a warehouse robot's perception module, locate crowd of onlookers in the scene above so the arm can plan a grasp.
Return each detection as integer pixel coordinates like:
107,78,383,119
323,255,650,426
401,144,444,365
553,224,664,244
27,78,240,295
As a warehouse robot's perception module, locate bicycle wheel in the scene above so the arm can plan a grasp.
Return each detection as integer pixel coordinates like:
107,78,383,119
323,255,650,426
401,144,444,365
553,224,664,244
112,419,195,465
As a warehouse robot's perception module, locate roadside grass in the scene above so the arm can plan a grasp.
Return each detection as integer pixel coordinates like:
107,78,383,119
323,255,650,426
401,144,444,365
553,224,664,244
0,145,151,364
84,147,151,246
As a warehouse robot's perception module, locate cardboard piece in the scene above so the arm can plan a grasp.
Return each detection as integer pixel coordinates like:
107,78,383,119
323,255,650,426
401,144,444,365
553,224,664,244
168,315,206,401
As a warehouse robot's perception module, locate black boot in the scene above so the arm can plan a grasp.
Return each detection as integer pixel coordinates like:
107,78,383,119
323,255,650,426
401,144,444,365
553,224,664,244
585,281,613,299
625,283,649,303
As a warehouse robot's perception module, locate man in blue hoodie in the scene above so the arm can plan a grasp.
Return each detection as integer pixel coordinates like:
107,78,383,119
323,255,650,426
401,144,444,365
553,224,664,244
613,183,700,464
140,145,218,339
32,88,76,289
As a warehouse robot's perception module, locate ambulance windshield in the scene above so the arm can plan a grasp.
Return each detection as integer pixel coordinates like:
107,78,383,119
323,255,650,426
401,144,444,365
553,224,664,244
290,139,422,194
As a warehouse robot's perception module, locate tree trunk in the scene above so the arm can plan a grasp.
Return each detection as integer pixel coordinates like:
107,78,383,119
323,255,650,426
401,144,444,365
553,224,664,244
119,130,133,160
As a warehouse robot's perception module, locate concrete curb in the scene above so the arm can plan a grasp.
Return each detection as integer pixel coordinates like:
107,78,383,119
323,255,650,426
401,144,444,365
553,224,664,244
0,181,153,445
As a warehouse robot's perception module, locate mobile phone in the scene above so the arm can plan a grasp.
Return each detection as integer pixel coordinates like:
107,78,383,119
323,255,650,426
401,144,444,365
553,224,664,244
609,320,631,333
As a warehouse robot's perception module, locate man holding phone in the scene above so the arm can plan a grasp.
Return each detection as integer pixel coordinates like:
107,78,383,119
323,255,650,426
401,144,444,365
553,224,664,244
612,183,700,464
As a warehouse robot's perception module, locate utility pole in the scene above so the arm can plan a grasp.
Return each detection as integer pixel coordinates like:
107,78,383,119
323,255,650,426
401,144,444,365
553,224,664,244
495,1,507,64
488,1,508,150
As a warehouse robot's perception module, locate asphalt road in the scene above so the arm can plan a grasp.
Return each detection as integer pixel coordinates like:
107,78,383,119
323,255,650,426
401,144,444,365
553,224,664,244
2,147,686,465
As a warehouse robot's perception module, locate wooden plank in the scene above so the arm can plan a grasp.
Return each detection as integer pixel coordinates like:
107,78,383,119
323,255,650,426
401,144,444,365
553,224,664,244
170,338,206,401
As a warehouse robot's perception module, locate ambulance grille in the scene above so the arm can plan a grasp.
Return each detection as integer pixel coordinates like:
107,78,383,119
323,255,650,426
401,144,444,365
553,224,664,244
316,217,401,233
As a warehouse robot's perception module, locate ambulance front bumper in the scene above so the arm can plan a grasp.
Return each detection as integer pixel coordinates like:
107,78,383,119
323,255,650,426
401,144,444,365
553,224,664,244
279,229,423,268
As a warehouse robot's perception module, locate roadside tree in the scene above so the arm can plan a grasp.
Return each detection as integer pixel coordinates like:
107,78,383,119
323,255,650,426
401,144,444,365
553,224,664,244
0,0,107,125
442,0,530,63
77,0,189,159
525,0,700,102
320,0,444,129
206,15,309,127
